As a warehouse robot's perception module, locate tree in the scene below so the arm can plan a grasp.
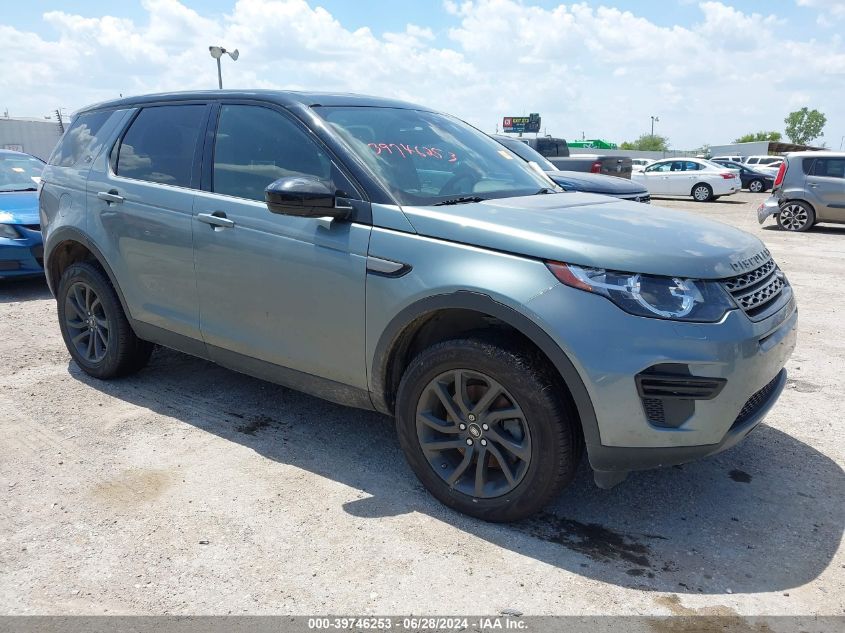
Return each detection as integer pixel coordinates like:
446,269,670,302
734,131,782,143
620,134,669,151
784,108,826,145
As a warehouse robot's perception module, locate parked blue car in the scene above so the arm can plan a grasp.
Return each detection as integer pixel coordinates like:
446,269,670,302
0,150,45,279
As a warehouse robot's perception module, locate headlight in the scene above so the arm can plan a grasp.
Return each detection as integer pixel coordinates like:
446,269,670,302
0,224,20,239
547,262,734,322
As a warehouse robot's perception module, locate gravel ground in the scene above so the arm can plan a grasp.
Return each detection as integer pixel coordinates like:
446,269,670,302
0,190,842,616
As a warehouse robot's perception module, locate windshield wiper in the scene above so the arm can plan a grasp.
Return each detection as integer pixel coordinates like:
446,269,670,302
433,196,486,206
4,187,38,192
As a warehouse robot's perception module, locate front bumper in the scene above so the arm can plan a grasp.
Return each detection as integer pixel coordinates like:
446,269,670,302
0,228,44,279
527,281,797,473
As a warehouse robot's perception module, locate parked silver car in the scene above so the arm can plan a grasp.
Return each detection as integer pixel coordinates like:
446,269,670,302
40,91,796,521
758,152,845,231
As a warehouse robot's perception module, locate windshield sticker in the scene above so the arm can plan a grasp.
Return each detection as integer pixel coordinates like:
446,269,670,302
368,143,457,162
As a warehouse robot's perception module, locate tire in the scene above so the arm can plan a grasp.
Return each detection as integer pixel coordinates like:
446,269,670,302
777,201,815,232
691,183,713,202
748,179,764,193
395,336,582,522
57,262,153,378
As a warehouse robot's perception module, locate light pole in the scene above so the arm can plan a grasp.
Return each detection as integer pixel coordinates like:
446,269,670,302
650,115,659,137
209,46,239,89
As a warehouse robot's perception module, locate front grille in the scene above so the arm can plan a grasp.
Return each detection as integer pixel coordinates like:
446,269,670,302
722,257,788,320
723,259,776,292
731,374,782,429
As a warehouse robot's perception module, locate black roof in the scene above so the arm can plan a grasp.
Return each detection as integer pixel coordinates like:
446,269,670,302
78,90,433,114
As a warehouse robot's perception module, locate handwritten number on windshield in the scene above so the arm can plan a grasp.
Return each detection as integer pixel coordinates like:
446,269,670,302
368,143,457,163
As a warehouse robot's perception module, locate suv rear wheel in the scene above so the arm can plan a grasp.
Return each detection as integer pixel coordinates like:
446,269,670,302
777,201,815,232
57,262,154,378
395,336,582,522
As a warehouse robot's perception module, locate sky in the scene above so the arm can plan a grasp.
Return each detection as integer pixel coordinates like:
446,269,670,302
1,0,843,150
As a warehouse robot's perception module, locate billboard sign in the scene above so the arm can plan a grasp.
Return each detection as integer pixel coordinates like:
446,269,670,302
503,113,541,134
568,139,618,150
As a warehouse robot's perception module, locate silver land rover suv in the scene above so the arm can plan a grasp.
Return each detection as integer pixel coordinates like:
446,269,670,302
40,91,797,521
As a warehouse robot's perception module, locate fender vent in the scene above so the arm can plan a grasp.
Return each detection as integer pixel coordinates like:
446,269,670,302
636,365,727,429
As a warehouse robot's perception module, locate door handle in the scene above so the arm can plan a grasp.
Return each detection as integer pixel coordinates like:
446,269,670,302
97,190,124,204
197,212,235,229
808,184,818,188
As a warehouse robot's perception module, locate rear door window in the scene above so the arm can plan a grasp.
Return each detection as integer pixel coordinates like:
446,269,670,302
812,158,845,179
48,110,113,168
115,105,206,188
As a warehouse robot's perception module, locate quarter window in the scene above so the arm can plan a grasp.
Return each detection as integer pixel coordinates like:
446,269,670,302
212,105,334,202
48,110,113,168
116,105,206,188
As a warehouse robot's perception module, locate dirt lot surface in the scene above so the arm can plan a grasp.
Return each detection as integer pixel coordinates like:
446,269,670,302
1,191,843,616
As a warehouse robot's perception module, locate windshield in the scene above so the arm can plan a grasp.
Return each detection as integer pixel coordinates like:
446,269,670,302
0,154,44,192
493,136,558,172
314,106,553,205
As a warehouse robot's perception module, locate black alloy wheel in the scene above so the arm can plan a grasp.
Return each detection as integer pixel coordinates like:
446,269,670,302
415,368,531,498
64,281,110,364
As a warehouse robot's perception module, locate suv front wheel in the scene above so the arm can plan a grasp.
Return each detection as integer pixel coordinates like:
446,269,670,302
57,262,154,379
395,336,582,522
777,201,815,232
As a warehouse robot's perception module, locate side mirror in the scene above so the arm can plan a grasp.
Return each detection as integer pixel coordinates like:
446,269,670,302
265,176,350,220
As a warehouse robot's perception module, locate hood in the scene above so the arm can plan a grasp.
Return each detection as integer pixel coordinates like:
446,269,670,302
547,170,646,195
0,191,39,225
401,193,767,279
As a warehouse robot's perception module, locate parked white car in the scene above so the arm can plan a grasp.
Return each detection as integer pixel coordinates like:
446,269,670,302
756,160,783,176
712,155,744,163
631,158,654,172
744,155,783,166
631,158,740,201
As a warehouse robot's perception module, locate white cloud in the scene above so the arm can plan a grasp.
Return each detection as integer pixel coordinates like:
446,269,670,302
0,0,842,148
797,0,845,20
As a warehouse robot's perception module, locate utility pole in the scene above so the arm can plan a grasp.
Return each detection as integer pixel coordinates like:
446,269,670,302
650,115,659,137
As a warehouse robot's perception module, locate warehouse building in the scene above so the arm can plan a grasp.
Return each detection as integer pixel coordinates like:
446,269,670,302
708,140,826,159
0,116,64,161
